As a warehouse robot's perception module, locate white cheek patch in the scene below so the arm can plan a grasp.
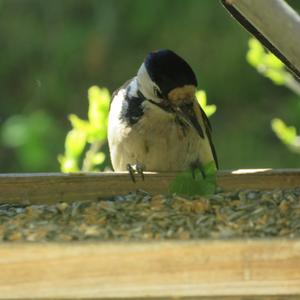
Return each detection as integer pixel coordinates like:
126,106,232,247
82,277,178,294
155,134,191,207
127,78,138,98
137,63,162,104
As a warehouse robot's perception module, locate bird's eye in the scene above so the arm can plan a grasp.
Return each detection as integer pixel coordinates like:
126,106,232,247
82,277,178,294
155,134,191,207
154,87,163,98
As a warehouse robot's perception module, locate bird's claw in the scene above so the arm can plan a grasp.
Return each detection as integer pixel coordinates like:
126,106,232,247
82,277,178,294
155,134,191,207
127,164,136,182
127,162,145,183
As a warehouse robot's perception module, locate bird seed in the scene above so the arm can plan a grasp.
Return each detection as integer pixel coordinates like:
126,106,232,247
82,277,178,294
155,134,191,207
0,188,299,242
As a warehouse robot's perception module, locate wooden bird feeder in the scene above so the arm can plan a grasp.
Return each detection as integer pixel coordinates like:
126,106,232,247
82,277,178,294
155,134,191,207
0,169,300,299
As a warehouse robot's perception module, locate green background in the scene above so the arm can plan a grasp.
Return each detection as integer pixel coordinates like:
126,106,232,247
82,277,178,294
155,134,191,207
1,0,300,172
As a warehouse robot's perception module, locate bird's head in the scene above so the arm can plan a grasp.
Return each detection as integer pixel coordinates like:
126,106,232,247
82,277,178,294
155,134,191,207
137,49,197,108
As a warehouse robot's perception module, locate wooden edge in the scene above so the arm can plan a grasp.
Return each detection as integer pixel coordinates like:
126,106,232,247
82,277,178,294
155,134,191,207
17,298,300,300
0,169,299,204
12,295,299,300
0,239,299,299
221,0,300,78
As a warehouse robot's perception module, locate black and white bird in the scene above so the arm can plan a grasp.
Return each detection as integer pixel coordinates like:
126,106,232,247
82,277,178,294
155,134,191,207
108,49,218,177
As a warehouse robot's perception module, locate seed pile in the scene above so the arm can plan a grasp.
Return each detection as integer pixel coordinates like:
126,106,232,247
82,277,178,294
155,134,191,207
0,189,300,242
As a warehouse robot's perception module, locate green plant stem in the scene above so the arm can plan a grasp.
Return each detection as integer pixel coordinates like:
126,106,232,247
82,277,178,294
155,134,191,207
82,141,104,172
285,77,300,96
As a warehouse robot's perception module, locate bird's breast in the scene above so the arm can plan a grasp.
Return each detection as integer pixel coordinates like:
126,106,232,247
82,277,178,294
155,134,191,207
108,95,215,171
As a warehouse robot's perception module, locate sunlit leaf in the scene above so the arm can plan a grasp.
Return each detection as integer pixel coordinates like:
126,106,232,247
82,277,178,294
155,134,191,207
68,114,91,132
265,69,286,85
196,90,207,106
196,90,217,117
87,127,107,143
92,152,105,165
88,86,110,129
271,118,300,153
65,129,86,159
246,38,264,67
204,105,217,117
247,38,290,86
59,85,110,172
264,53,284,70
271,118,296,145
58,155,79,172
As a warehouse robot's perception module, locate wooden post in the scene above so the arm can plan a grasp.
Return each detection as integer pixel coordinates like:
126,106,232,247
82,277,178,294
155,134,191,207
221,0,300,78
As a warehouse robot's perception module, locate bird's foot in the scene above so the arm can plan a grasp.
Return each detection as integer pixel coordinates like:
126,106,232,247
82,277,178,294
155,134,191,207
127,162,146,183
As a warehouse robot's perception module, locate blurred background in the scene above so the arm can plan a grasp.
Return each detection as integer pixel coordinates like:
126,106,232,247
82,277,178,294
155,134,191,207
1,0,300,173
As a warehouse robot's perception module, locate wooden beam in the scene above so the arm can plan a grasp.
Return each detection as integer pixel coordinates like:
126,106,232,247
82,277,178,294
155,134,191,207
221,0,300,78
0,169,300,204
0,240,299,299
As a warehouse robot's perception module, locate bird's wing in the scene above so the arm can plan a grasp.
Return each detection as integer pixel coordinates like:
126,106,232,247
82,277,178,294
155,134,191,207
111,77,135,105
198,103,219,169
177,99,218,169
175,104,205,138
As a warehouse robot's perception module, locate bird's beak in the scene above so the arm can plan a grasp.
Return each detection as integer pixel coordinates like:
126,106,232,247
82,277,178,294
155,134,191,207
167,85,196,107
167,86,205,138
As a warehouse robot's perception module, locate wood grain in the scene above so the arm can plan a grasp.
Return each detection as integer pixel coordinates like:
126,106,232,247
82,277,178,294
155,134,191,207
0,169,300,204
0,240,299,299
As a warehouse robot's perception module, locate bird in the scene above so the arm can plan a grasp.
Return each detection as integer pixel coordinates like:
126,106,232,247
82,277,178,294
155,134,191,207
108,49,218,180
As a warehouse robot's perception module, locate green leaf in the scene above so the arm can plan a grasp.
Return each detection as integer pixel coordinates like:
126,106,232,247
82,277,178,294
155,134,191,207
69,114,91,133
271,118,297,145
265,69,286,85
204,105,217,117
65,129,86,159
59,85,110,172
58,155,79,172
92,152,106,165
169,161,217,196
264,53,284,70
246,38,265,67
202,160,218,177
196,90,217,118
69,113,103,143
196,90,207,106
247,38,290,86
88,86,110,139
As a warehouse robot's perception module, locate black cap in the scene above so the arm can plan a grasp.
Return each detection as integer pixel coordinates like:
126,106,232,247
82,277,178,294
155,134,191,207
144,49,198,97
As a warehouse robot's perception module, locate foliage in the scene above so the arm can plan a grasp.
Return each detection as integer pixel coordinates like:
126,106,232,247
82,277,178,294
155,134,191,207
1,111,63,171
247,38,300,154
169,161,217,196
271,119,300,154
247,38,290,85
58,86,110,172
196,90,217,117
2,1,300,172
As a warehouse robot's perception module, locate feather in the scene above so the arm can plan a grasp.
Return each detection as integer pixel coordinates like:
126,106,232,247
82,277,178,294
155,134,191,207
199,105,219,169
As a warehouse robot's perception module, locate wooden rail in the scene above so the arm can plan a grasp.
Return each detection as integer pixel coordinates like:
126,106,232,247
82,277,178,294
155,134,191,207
0,169,299,204
0,240,299,299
